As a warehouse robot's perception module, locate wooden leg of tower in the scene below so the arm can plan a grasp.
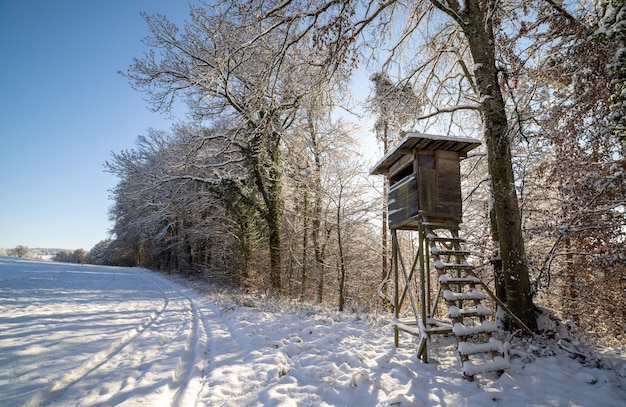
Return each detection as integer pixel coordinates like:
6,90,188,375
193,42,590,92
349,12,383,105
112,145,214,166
392,229,400,349
419,224,428,362
417,336,428,362
394,324,399,348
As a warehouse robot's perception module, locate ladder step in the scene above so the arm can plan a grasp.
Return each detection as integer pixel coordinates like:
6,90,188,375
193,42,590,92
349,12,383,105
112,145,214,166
439,275,480,284
458,338,504,356
453,321,497,337
434,260,473,271
448,304,492,318
430,247,471,256
463,356,510,378
443,289,486,302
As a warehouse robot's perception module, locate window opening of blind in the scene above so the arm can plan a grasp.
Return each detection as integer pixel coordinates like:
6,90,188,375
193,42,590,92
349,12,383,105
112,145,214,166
389,164,414,186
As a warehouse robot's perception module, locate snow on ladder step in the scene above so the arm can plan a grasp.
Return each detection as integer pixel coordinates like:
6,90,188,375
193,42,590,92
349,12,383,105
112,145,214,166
452,321,497,337
458,338,504,356
430,247,471,256
443,289,486,302
439,275,480,284
463,356,510,378
448,304,492,318
434,260,473,271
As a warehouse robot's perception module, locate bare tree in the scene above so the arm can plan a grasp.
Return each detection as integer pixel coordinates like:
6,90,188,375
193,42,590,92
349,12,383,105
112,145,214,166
122,4,338,292
324,157,378,311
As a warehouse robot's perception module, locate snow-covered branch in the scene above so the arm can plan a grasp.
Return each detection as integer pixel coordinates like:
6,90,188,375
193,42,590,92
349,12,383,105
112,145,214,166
417,104,480,121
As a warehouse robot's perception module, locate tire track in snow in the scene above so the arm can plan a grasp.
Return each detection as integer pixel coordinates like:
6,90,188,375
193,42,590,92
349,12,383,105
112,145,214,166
40,269,211,407
145,272,210,407
23,269,171,407
194,299,277,406
195,304,246,405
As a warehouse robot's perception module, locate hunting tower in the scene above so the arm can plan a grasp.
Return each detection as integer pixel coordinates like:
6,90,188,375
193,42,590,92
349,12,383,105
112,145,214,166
373,133,479,228
372,133,522,381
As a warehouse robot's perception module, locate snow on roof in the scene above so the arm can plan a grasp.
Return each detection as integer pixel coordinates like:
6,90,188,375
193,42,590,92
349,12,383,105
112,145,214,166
370,133,481,175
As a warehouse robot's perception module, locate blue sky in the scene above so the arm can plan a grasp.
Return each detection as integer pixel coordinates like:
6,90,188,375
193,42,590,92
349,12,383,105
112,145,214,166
0,1,192,250
0,0,380,252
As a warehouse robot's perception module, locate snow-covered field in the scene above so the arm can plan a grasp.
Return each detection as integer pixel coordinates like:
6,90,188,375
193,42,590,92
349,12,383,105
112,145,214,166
1,256,624,406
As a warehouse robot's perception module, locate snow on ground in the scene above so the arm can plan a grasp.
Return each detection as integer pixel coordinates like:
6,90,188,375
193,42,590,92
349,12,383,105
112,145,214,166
0,256,624,407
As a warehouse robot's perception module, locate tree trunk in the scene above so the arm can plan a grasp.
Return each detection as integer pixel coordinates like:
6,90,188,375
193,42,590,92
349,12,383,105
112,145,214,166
337,205,347,311
489,193,506,303
316,226,330,304
308,118,326,304
300,185,310,300
382,121,389,304
247,124,284,294
264,147,283,293
461,5,537,331
313,211,324,304
267,213,282,291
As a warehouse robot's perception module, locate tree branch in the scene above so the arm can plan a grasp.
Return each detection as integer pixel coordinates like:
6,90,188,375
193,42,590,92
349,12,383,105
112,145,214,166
417,103,480,120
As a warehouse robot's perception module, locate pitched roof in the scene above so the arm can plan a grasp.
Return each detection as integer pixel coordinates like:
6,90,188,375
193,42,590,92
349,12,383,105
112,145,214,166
371,133,481,175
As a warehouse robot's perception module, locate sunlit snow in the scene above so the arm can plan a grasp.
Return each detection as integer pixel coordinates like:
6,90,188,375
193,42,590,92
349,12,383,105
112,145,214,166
0,256,624,406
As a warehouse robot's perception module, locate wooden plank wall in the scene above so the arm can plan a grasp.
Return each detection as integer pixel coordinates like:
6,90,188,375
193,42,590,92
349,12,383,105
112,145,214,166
434,150,462,219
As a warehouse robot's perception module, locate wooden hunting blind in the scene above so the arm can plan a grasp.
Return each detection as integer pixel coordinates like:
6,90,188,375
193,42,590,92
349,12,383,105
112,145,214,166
371,133,481,228
372,133,524,381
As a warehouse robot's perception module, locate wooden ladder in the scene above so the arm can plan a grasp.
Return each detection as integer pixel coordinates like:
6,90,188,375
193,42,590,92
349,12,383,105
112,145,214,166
422,219,510,381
